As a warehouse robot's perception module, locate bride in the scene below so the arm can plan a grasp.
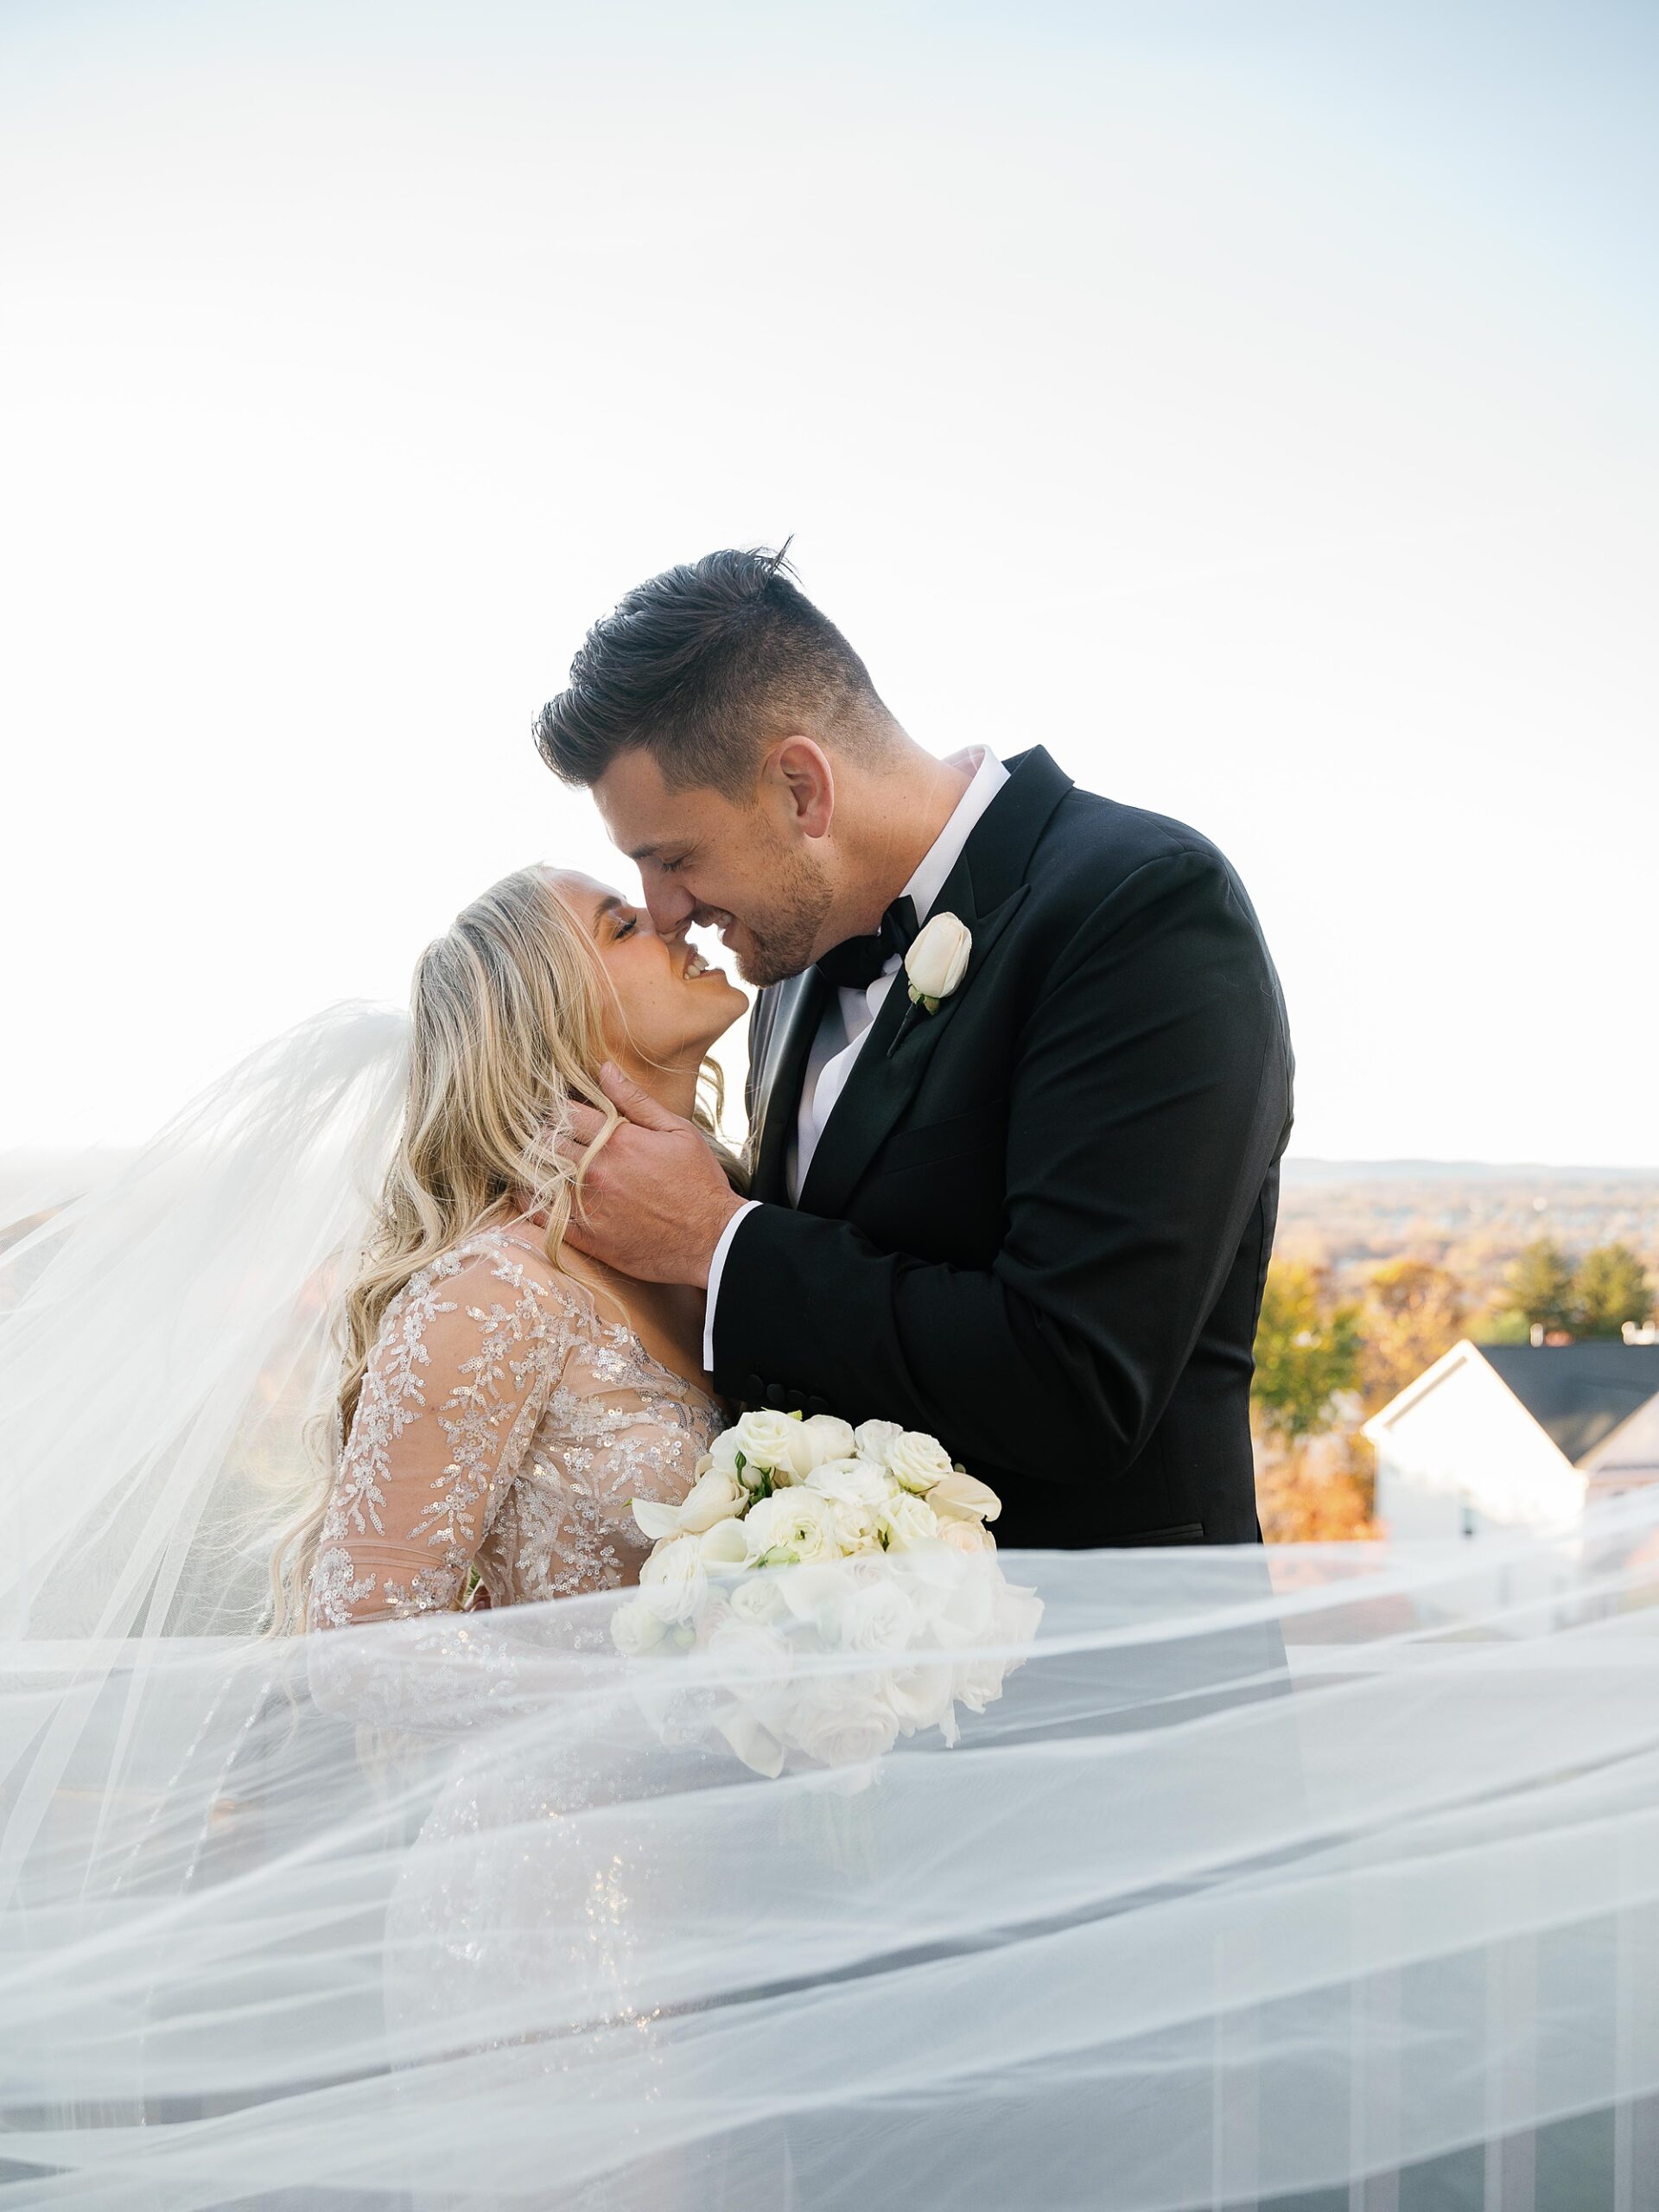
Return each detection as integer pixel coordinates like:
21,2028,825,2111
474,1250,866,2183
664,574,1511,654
4,865,1659,2209
272,862,746,1634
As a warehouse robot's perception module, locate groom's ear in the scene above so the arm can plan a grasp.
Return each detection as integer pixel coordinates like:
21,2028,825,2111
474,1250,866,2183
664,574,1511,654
764,736,835,842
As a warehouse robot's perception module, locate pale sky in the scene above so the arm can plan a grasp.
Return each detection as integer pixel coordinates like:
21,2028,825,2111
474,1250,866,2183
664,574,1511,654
3,0,1655,1161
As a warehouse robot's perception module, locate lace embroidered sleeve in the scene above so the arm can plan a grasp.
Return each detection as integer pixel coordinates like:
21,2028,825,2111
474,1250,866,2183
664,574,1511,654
309,1237,568,1628
489,1312,712,1600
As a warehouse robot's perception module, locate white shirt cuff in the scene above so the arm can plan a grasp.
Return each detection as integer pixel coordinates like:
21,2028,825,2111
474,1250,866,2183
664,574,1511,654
702,1199,761,1375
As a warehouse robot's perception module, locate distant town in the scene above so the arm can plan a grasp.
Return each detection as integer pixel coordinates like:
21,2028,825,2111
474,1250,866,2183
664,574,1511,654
1259,1161,1659,1541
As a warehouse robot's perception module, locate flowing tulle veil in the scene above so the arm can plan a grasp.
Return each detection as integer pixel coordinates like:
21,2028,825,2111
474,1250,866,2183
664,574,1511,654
3,1011,1659,2209
0,1006,410,1875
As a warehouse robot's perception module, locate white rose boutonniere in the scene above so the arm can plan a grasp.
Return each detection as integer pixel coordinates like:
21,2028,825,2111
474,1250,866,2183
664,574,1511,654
904,912,972,1014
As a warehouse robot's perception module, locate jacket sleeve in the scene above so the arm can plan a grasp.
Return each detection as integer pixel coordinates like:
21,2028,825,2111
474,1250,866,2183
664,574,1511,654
711,849,1291,1480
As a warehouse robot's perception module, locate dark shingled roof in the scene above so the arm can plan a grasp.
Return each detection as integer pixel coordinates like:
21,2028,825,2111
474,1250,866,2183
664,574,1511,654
1479,1344,1659,1466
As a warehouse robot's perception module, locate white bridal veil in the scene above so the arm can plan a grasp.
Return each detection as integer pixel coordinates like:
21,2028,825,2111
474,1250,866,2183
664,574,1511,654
3,1015,1658,2210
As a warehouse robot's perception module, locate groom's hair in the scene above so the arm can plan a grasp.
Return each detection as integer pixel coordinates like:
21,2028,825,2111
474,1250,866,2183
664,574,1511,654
533,545,895,798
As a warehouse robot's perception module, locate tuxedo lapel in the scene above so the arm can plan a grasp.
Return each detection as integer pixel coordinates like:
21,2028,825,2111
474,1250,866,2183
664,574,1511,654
794,745,1071,1223
747,969,827,1204
796,880,1029,1221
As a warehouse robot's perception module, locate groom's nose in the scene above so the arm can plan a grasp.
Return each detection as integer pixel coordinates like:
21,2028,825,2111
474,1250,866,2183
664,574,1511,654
643,877,696,934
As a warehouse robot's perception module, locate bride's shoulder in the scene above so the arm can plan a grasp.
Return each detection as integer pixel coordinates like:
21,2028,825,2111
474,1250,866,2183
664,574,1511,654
396,1224,593,1338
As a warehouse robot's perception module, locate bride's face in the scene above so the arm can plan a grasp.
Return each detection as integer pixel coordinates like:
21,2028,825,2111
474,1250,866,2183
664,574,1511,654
551,873,747,1073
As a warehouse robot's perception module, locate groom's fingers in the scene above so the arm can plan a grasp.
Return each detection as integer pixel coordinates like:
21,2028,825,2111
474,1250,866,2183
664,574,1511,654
595,1061,683,1132
563,1102,607,1147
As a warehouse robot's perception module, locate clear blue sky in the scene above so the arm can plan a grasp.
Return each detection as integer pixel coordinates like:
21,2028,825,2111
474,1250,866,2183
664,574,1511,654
2,0,1654,1159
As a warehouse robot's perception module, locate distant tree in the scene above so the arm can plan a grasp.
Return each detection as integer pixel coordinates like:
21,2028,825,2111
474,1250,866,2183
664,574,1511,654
1255,1428,1376,1542
1570,1244,1654,1340
1360,1257,1466,1409
1253,1262,1363,1441
1503,1238,1578,1337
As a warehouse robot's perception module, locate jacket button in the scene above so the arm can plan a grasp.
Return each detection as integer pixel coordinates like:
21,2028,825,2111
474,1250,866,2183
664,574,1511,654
805,1395,829,1417
744,1374,765,1399
764,1384,789,1408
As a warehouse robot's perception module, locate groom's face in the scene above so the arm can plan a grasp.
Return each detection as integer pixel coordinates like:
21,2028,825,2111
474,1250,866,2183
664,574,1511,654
593,745,835,989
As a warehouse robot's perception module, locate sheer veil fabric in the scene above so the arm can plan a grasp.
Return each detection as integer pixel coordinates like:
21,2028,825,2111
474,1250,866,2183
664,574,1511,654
3,1017,1659,2208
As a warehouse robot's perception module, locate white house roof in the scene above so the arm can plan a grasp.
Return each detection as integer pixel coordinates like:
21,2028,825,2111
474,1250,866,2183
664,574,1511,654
1365,1341,1659,1469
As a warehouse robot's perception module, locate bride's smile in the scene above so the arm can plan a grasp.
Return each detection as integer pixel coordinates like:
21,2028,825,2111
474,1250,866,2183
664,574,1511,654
551,868,747,1116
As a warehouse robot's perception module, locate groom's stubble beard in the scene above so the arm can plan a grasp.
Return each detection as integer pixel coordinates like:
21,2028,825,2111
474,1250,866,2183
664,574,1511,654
727,836,834,989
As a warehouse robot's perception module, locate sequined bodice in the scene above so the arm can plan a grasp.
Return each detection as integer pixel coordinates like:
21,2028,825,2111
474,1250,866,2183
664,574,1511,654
311,1226,721,1628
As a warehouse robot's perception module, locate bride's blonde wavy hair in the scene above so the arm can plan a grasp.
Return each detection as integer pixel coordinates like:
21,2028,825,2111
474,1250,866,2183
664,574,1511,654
268,863,734,1632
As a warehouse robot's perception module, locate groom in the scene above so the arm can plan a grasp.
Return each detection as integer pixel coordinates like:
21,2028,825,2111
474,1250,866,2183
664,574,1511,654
534,548,1293,1550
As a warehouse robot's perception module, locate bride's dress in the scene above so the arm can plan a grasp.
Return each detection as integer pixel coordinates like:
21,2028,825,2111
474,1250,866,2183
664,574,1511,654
307,1219,721,2183
310,1223,721,1626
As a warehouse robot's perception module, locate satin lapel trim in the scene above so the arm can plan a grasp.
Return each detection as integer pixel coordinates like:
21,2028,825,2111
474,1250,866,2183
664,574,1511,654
796,882,1029,1222
749,969,827,1205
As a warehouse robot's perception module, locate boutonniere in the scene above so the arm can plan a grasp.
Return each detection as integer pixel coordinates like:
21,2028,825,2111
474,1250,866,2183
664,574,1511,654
904,912,973,1015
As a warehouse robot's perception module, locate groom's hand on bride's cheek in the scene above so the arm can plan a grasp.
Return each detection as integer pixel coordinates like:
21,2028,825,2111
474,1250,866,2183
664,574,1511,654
556,1065,743,1288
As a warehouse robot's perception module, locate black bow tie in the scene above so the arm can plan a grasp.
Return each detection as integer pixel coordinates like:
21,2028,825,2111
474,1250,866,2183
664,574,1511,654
815,895,919,991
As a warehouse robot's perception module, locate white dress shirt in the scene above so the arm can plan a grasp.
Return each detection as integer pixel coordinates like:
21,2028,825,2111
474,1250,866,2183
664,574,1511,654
702,747,1008,1370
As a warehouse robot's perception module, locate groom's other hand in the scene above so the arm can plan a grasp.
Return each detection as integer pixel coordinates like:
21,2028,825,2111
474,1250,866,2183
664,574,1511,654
559,1064,743,1287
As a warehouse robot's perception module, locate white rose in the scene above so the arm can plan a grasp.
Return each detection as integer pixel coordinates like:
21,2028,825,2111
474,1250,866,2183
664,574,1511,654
879,1490,942,1552
789,1682,901,1771
938,1515,996,1555
925,1470,1002,1524
782,1414,857,1478
884,1429,956,1494
675,1468,749,1535
953,1651,1013,1716
904,912,972,1006
609,1597,668,1656
833,1578,918,1656
741,1488,840,1567
732,1408,805,1479
883,1656,958,1740
853,1419,904,1465
637,1533,707,1624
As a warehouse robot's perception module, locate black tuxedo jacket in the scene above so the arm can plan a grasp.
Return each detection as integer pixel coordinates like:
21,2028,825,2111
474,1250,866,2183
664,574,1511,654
713,747,1294,1549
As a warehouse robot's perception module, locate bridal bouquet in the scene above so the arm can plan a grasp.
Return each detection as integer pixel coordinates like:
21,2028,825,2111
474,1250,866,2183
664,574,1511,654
611,1409,1042,1777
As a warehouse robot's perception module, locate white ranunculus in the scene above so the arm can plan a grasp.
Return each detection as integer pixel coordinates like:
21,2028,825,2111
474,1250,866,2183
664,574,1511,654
741,1488,840,1567
706,1615,794,1694
637,1533,707,1624
884,1429,956,1494
782,1414,857,1478
728,1572,791,1627
828,1499,882,1554
879,1490,943,1552
924,1470,1002,1524
609,1597,668,1656
804,1457,891,1510
853,1419,904,1465
731,1408,805,1479
675,1468,749,1535
904,912,972,1005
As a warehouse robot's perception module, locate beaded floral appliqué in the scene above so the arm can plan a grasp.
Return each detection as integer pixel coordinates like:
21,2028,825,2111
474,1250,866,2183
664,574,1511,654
311,1230,720,1629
